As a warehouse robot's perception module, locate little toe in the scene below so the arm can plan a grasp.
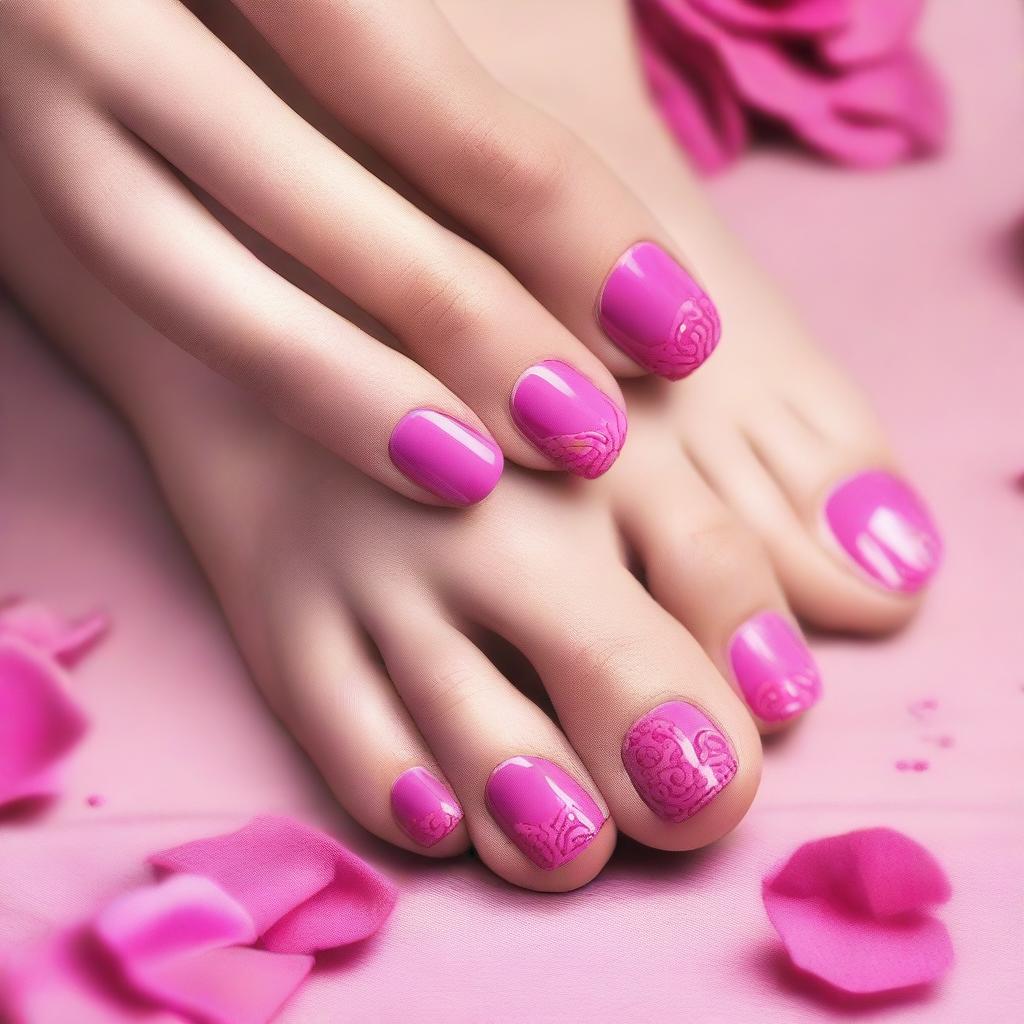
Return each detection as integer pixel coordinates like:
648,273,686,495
364,598,615,892
261,600,470,858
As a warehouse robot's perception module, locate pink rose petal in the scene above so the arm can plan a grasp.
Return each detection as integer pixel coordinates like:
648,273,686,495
0,599,109,667
632,0,946,171
0,638,89,807
151,815,398,954
762,828,954,994
94,874,312,1024
821,0,923,66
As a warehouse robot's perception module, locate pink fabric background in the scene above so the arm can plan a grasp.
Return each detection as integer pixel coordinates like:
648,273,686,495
1,0,1021,1019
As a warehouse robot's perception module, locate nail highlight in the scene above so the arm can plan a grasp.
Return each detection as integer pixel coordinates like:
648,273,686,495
729,612,822,722
510,360,627,478
824,471,942,593
598,241,721,380
621,701,737,822
485,756,605,870
390,767,463,848
388,409,503,506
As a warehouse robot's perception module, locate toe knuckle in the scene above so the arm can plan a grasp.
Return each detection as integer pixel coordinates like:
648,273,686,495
455,111,574,218
393,259,488,344
416,661,487,726
683,517,768,583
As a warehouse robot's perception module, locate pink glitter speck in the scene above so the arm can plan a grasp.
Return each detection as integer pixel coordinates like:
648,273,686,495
85,794,105,808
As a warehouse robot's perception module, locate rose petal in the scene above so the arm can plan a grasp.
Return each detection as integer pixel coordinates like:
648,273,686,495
0,638,89,807
632,0,946,170
634,0,748,172
691,0,848,38
94,874,312,1024
763,828,954,994
151,816,398,954
822,0,924,66
1,928,183,1023
0,600,109,667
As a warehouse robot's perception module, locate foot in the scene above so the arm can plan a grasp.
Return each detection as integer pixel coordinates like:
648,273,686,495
0,2,941,892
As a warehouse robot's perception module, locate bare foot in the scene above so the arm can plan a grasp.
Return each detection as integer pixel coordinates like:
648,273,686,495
0,1,940,891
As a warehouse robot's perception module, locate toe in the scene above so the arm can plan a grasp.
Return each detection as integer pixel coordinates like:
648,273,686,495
262,599,469,858
689,401,941,634
363,597,615,892
616,453,823,732
464,559,762,851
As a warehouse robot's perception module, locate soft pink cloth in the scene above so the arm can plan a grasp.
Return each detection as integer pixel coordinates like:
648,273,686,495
633,0,947,172
0,2,1020,1020
762,828,954,993
151,816,399,954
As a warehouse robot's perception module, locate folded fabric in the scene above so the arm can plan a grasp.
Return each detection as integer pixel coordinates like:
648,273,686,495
633,0,947,173
762,827,954,994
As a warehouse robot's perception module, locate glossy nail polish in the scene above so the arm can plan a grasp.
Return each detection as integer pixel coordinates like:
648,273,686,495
389,409,503,505
510,360,626,478
729,612,822,723
824,470,942,592
621,701,737,822
391,767,463,848
485,756,605,870
598,242,721,380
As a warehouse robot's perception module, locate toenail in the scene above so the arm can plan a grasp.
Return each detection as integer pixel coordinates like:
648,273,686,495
388,409,504,506
729,612,822,723
823,470,942,593
597,242,721,380
510,360,627,478
390,767,464,848
621,701,737,822
484,755,606,870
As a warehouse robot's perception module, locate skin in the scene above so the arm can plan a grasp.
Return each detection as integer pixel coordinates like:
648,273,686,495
0,0,731,505
0,0,929,891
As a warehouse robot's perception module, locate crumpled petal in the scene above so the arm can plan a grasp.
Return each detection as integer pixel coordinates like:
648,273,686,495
0,639,89,806
94,875,312,1024
762,827,954,994
633,0,946,172
635,10,747,173
150,816,398,954
1,928,184,1023
0,599,109,667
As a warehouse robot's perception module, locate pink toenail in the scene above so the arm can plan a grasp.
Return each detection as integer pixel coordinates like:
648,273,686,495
390,767,463,848
485,756,605,870
598,242,721,380
824,471,942,593
622,701,737,822
388,409,503,506
729,612,822,723
510,360,627,478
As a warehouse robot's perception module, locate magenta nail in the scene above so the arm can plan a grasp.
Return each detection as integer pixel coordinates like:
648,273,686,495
729,612,822,723
389,409,503,506
510,360,626,478
598,242,721,380
390,767,463,848
621,701,737,822
824,471,942,593
485,756,605,870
